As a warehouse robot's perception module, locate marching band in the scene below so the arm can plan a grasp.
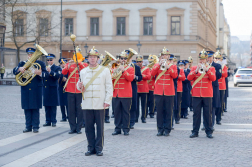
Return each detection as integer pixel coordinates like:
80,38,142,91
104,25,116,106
13,40,230,156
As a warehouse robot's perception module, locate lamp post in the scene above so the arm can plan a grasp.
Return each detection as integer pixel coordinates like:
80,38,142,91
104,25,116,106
60,0,62,58
137,41,142,54
84,43,88,56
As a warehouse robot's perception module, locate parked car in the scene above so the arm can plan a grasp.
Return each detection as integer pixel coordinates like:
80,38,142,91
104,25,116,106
234,68,252,87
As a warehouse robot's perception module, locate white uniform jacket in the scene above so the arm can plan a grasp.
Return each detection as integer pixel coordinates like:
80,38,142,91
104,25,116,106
77,65,113,110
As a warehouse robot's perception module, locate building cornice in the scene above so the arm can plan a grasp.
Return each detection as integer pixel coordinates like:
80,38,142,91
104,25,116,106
10,0,199,6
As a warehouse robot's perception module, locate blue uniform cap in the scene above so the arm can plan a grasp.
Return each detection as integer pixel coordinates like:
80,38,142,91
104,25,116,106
46,53,56,59
59,58,67,64
26,47,36,53
177,60,184,65
206,51,214,57
184,60,189,64
169,54,174,60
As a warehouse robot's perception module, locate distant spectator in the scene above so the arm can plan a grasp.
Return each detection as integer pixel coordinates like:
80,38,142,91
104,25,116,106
0,64,5,79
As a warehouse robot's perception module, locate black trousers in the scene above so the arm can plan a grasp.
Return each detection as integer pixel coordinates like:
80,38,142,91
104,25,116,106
0,73,3,79
112,97,132,133
220,90,225,115
84,109,104,152
192,97,213,135
67,93,83,132
60,105,68,120
147,91,155,116
174,92,182,121
155,95,174,133
24,109,40,130
224,92,227,111
137,93,148,121
45,106,57,124
105,108,109,121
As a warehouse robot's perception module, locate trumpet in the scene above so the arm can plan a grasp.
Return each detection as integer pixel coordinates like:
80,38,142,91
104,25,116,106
198,63,209,74
160,59,167,71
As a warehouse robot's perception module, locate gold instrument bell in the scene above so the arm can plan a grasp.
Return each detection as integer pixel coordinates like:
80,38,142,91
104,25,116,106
15,44,48,86
101,51,117,66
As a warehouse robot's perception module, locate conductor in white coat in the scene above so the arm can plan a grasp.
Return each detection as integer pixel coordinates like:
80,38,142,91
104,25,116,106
77,46,113,156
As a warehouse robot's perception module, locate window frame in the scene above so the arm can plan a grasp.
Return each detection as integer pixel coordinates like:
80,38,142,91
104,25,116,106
65,18,74,36
39,18,49,37
116,17,126,36
14,19,24,37
143,16,153,36
90,17,99,36
171,16,181,35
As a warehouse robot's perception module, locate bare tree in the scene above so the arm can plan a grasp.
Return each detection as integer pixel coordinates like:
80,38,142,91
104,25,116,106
3,0,59,62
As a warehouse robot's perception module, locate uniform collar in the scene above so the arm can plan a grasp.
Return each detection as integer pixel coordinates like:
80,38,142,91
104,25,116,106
89,64,99,70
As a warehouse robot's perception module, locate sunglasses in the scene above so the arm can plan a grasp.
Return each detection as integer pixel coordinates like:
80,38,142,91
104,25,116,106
136,61,142,63
47,59,53,61
120,58,127,60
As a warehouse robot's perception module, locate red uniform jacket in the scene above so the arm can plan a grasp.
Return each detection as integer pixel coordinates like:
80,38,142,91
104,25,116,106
177,69,186,92
151,63,178,96
187,65,216,97
218,65,228,90
113,65,134,97
137,67,151,93
62,62,88,93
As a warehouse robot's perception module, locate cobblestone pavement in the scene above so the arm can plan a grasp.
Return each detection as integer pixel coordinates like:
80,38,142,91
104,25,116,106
0,81,252,167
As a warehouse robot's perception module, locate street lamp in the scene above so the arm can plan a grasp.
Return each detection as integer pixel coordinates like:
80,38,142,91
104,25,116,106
60,0,62,58
137,41,142,53
84,43,89,56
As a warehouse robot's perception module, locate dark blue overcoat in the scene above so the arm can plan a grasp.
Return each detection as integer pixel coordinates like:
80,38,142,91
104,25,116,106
13,60,48,109
43,64,61,106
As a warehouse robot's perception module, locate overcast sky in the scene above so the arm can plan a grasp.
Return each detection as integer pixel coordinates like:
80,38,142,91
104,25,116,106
222,0,251,40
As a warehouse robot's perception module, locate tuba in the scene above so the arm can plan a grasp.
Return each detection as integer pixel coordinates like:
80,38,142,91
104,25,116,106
101,51,117,66
126,48,138,64
15,44,48,86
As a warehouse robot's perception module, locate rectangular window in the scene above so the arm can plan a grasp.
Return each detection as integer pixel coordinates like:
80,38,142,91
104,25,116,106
117,17,125,35
143,17,153,35
39,18,49,36
90,17,99,36
65,18,73,36
171,16,180,35
15,19,24,36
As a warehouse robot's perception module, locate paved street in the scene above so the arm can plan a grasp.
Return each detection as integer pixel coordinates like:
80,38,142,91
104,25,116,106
0,81,252,167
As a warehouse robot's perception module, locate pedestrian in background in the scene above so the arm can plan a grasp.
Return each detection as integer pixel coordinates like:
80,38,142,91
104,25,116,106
0,63,5,79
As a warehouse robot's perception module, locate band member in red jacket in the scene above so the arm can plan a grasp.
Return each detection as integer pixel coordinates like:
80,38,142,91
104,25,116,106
112,50,134,136
62,51,88,134
187,49,216,139
174,60,185,124
214,51,228,124
136,55,151,123
151,47,178,136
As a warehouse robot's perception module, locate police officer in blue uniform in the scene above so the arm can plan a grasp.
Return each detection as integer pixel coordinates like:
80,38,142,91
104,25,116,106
13,47,48,133
130,61,142,129
43,54,61,127
203,51,222,130
181,60,190,119
58,58,68,122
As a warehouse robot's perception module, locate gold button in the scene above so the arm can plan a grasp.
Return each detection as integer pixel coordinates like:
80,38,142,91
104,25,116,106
45,80,47,81
29,88,31,90
45,86,46,88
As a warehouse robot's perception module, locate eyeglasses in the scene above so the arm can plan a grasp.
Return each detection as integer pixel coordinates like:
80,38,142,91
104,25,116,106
120,58,127,60
136,61,142,63
47,59,53,61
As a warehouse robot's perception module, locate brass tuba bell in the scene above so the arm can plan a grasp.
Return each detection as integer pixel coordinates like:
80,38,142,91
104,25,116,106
15,44,48,86
101,51,117,67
